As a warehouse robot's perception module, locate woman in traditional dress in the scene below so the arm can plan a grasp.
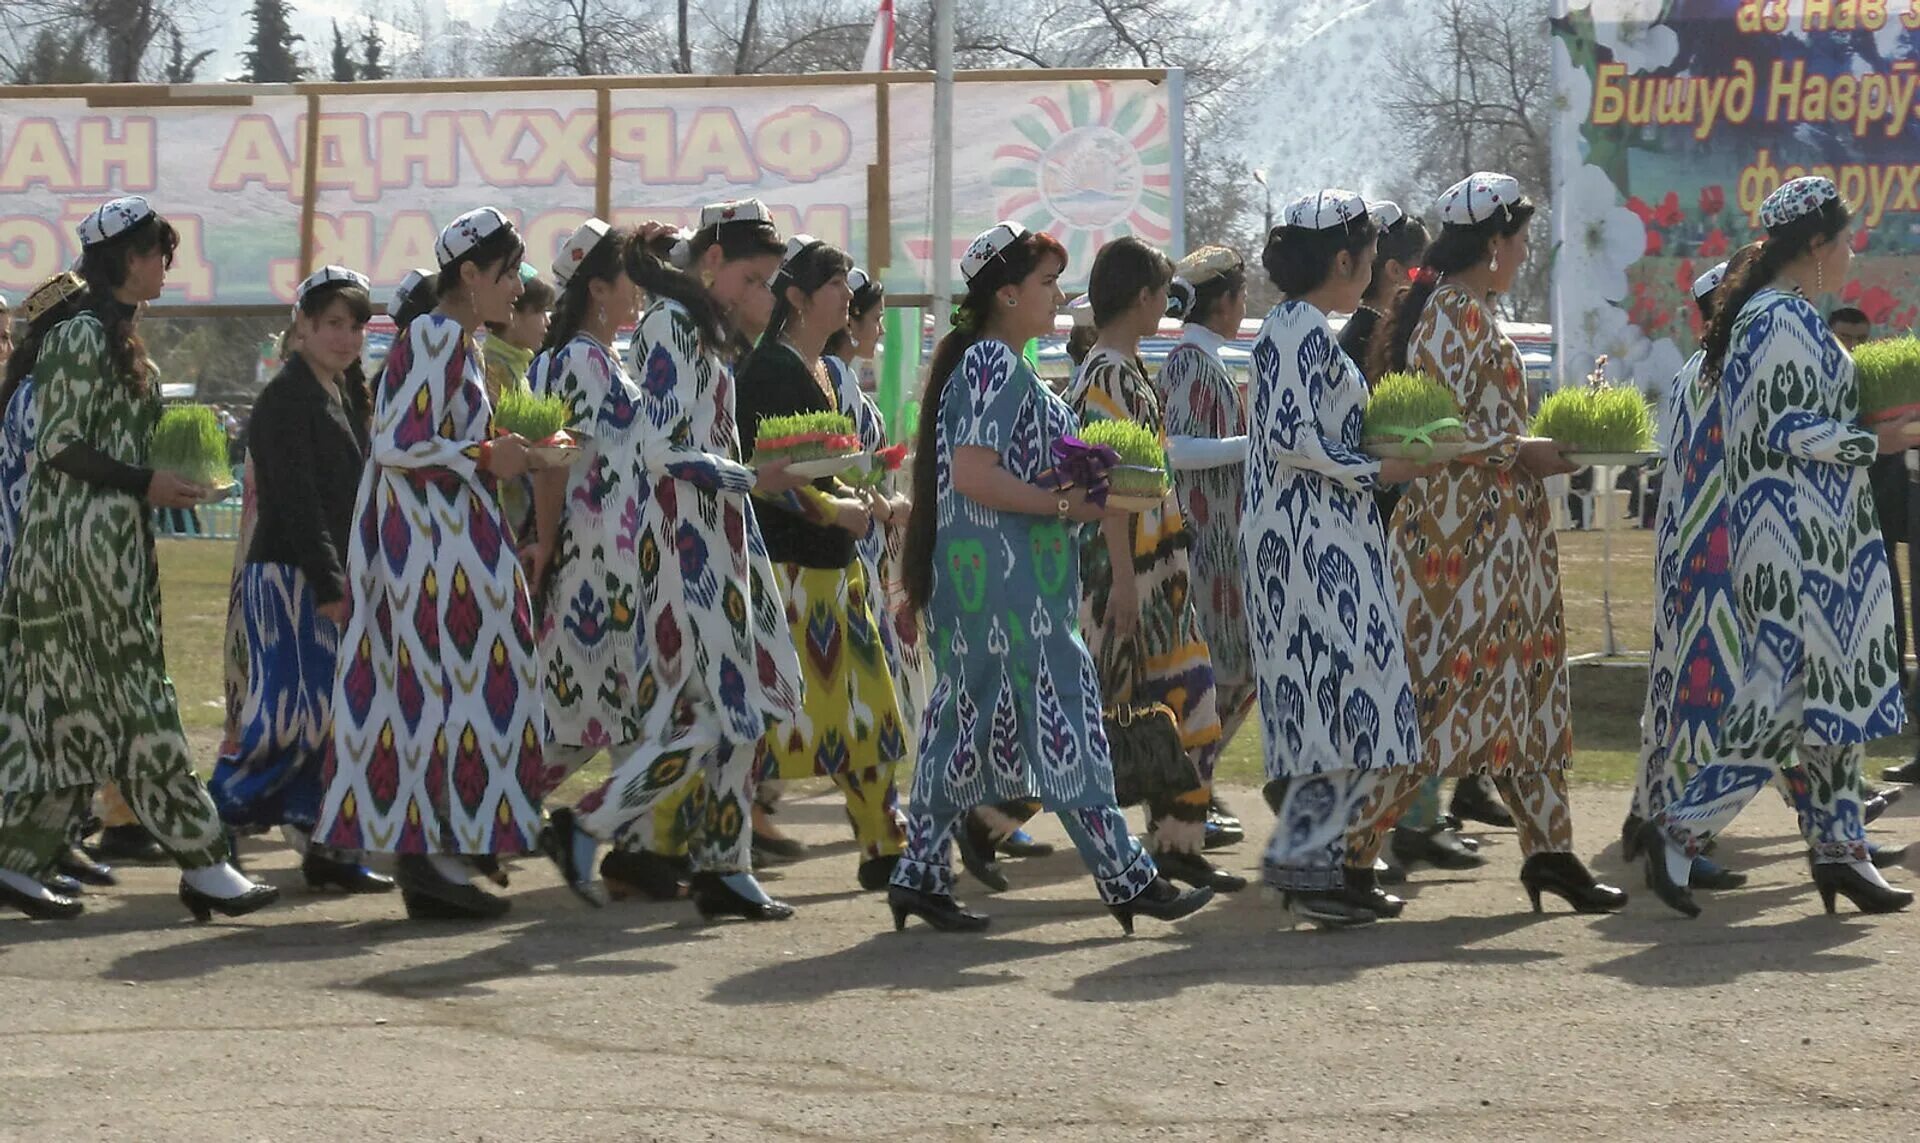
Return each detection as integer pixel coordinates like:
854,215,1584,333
1242,190,1435,927
0,196,277,922
888,221,1215,934
1341,202,1502,874
1620,257,1750,900
0,272,117,897
314,208,546,921
1067,235,1241,894
482,264,552,406
734,239,908,892
1158,246,1253,848
1364,173,1626,914
1638,177,1914,917
211,266,392,895
543,202,810,921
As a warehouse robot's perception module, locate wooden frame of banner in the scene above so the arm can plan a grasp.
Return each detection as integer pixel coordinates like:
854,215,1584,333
5,68,1173,302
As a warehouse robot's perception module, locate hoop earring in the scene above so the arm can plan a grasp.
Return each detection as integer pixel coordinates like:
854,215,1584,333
1004,297,1016,307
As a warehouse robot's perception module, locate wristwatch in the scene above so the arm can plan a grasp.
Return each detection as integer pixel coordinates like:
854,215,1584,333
1057,496,1072,519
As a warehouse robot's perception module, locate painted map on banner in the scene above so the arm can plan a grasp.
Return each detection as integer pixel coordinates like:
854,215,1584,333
0,74,1182,307
1553,0,1920,396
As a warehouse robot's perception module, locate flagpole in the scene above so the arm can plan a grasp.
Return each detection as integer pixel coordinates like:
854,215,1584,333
931,0,954,343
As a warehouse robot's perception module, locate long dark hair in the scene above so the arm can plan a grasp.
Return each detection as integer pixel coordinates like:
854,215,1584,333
901,230,1068,611
1369,198,1535,379
541,227,632,356
1166,261,1246,327
626,218,785,357
295,280,375,427
436,226,526,303
824,268,886,361
1702,197,1850,379
1263,215,1380,298
76,212,179,396
1,289,88,413
766,240,854,347
1362,215,1431,304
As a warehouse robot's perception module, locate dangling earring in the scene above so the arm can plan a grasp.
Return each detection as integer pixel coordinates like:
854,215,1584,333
1489,251,1501,275
700,269,715,290
597,304,608,328
1817,262,1825,295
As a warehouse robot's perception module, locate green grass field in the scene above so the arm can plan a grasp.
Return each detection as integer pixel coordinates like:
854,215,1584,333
157,528,1915,790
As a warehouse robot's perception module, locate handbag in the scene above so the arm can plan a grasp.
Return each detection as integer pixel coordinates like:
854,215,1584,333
1100,632,1199,808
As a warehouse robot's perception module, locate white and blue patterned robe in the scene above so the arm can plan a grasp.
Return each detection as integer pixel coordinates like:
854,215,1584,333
1240,301,1420,780
1718,289,1904,754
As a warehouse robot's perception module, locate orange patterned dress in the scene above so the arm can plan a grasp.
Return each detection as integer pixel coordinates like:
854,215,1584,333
1387,285,1572,779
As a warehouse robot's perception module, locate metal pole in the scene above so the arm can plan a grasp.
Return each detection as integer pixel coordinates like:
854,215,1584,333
931,0,955,343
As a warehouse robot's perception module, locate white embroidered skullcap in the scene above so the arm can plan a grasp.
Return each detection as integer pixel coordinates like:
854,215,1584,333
553,219,612,288
1282,189,1367,231
699,199,775,231
295,265,371,307
1368,201,1406,230
435,207,512,268
77,196,155,247
1692,261,1730,301
780,233,825,268
847,267,872,294
1760,176,1840,230
1438,172,1523,227
389,269,431,316
961,222,1029,283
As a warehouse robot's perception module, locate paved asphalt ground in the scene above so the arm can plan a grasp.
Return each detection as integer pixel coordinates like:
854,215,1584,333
4,784,1920,1142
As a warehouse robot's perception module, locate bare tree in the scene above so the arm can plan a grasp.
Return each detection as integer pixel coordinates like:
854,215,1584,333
1385,0,1552,318
2,0,210,83
488,0,672,76
162,21,211,81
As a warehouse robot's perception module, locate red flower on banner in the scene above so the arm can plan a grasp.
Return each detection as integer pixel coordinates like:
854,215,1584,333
1699,185,1726,216
1698,229,1729,257
1626,195,1656,224
1852,227,1871,253
1645,229,1665,256
1895,305,1919,329
1842,279,1865,303
1655,191,1684,228
1675,258,1697,293
1857,285,1899,325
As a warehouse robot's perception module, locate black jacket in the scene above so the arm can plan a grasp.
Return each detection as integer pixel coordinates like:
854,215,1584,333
734,338,856,569
244,356,371,604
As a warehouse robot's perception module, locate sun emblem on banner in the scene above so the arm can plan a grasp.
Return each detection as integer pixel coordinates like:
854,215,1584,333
991,81,1175,265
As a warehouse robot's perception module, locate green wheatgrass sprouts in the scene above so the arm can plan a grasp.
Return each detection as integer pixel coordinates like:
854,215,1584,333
492,389,570,441
1852,337,1920,420
1078,418,1168,498
1531,385,1654,452
150,404,231,486
1363,373,1465,443
755,411,860,461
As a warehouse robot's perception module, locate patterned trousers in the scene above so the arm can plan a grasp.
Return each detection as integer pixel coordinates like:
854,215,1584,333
551,690,757,875
890,802,1158,905
1349,768,1575,866
1261,769,1398,891
0,762,227,878
1660,743,1867,864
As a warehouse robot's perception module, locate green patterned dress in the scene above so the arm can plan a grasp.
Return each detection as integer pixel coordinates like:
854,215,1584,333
0,313,226,872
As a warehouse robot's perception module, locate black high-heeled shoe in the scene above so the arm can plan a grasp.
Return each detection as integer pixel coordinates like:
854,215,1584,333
1869,842,1910,870
88,823,165,863
302,852,396,895
1450,775,1515,828
1619,812,1645,861
957,810,1010,892
1864,794,1892,825
888,884,990,932
752,830,809,864
0,878,82,920
1153,849,1249,893
179,879,280,923
469,854,510,888
1282,890,1377,929
997,830,1055,858
1812,863,1914,915
1337,865,1406,918
600,848,690,901
1690,855,1747,891
1109,876,1213,935
1519,853,1628,915
57,847,115,887
42,873,85,897
395,856,510,920
691,872,795,922
1636,821,1699,918
857,854,901,891
1391,825,1487,870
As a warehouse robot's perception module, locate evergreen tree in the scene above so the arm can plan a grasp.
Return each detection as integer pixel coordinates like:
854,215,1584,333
330,20,357,81
163,24,215,83
359,19,388,80
9,28,99,84
237,0,308,83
